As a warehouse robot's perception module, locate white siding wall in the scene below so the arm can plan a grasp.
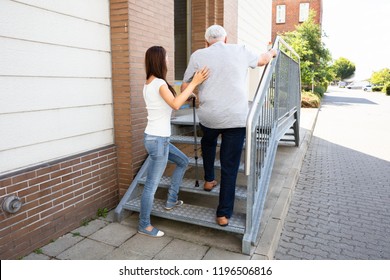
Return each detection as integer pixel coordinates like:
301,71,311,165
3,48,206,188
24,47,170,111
0,0,113,175
237,0,272,101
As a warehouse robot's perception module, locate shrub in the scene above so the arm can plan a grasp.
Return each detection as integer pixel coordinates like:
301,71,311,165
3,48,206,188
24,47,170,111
372,86,383,92
384,83,390,96
314,85,326,96
301,90,320,108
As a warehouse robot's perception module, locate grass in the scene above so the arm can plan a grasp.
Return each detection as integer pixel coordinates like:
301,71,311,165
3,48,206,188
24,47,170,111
97,207,109,218
33,248,43,254
301,90,321,108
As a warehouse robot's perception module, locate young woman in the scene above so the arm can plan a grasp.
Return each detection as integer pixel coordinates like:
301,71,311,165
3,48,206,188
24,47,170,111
139,46,209,237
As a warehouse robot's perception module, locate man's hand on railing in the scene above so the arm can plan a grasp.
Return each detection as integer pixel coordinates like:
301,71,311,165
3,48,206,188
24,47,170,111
257,48,277,67
269,49,277,58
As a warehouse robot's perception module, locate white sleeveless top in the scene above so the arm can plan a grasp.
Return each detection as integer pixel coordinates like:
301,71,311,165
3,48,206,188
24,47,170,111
143,78,173,137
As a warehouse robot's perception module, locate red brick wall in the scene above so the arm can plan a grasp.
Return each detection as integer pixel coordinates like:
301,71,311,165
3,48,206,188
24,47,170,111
128,0,175,171
191,0,238,51
192,0,208,51
216,0,224,26
0,146,118,259
272,0,322,41
110,0,132,196
110,0,175,196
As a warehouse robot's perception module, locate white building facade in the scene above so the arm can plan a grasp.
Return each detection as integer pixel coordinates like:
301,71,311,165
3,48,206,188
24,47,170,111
0,0,272,259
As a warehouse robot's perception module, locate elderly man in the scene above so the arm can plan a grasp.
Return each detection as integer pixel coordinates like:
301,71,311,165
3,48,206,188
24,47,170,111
181,25,277,227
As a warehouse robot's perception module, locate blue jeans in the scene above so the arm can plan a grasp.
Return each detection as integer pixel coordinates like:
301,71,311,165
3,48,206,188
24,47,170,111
139,134,189,229
200,124,246,219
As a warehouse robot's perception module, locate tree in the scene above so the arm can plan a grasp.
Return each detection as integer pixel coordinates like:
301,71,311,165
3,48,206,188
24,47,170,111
332,57,356,80
370,68,390,86
281,10,334,92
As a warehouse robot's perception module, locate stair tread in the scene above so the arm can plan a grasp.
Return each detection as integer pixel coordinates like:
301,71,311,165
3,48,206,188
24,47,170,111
188,157,245,173
138,176,247,200
170,112,199,125
170,135,201,143
170,113,274,130
170,135,270,148
170,135,216,145
124,197,246,234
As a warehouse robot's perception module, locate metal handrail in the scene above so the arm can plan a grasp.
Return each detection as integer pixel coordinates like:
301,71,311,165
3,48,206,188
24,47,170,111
242,36,301,252
245,36,299,173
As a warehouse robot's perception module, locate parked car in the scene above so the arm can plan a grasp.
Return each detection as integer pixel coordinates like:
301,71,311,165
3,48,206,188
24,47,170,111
338,81,347,88
346,83,363,89
363,85,372,92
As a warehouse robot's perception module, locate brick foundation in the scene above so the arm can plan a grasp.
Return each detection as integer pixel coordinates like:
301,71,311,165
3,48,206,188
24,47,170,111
0,145,118,259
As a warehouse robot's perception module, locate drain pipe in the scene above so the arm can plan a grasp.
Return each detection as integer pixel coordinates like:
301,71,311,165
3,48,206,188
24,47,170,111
2,195,22,214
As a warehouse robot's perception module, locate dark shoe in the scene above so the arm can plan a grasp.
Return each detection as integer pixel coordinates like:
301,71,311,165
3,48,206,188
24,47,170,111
216,216,229,227
204,180,217,192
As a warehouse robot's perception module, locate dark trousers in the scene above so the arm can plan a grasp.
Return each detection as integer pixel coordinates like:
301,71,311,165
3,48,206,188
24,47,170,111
199,123,246,218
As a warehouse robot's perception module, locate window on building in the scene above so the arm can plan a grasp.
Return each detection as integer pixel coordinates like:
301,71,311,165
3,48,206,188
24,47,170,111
174,0,191,81
299,3,310,22
276,5,286,24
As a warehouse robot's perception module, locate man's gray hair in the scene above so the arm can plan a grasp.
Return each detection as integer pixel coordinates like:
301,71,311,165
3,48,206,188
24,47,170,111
204,25,227,43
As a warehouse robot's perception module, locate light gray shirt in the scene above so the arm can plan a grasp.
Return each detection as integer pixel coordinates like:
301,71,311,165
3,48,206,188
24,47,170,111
183,41,259,129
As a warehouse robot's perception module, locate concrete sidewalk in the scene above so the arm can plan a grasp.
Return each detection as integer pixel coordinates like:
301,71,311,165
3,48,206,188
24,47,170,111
23,108,319,260
275,88,390,260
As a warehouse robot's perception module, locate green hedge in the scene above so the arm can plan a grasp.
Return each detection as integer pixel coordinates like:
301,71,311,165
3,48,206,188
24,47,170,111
384,83,390,96
314,85,327,96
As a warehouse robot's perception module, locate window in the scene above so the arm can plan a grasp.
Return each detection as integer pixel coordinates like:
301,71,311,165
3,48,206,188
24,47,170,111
276,5,286,23
174,0,191,81
299,3,310,22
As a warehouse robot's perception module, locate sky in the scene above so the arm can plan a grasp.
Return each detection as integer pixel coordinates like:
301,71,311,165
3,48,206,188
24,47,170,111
321,0,390,80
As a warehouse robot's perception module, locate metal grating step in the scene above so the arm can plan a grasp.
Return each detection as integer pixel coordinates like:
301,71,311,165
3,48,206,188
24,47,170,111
171,110,198,126
170,134,270,149
124,197,246,234
170,135,224,145
138,176,247,200
188,157,245,173
170,135,205,145
170,110,275,132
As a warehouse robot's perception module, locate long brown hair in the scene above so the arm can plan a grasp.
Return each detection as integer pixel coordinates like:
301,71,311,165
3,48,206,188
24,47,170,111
145,46,176,96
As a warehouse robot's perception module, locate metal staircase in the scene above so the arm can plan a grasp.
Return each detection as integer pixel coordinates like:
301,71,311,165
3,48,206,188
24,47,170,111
114,37,301,254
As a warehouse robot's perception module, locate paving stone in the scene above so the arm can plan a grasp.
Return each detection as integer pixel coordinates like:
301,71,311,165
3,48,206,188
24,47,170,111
251,253,269,260
151,217,243,253
89,222,137,247
154,239,209,260
22,252,51,260
102,248,153,260
112,233,173,258
71,218,109,237
41,233,83,257
56,238,115,260
203,247,250,260
99,209,118,223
